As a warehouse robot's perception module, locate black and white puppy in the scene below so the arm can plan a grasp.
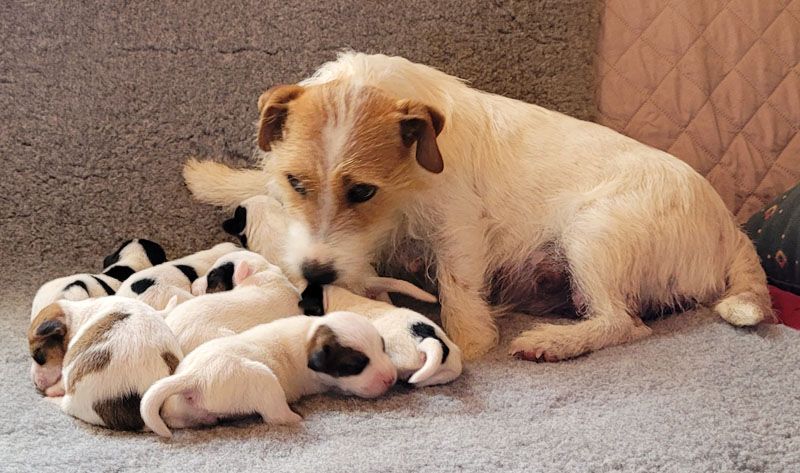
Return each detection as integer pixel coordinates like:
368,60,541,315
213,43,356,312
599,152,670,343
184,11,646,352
116,243,239,310
190,249,276,296
141,312,397,437
31,239,167,319
322,284,462,387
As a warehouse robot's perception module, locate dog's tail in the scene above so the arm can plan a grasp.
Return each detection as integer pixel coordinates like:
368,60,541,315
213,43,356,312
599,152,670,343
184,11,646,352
408,338,444,385
364,277,438,303
713,230,774,326
140,374,191,438
183,158,268,208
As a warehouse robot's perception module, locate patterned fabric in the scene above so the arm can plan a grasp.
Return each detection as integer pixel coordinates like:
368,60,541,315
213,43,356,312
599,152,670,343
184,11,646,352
595,0,800,223
745,181,800,294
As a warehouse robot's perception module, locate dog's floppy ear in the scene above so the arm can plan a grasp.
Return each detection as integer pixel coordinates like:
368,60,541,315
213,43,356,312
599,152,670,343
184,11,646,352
257,84,306,152
399,101,445,174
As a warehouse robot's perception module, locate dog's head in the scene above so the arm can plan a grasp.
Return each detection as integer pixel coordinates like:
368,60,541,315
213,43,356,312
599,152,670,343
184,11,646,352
28,302,70,392
256,82,445,290
306,311,397,398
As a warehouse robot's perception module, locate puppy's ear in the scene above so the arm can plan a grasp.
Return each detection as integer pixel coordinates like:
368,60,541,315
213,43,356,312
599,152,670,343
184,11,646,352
257,84,306,152
223,206,247,235
28,304,68,365
233,260,254,285
398,101,445,174
306,323,369,377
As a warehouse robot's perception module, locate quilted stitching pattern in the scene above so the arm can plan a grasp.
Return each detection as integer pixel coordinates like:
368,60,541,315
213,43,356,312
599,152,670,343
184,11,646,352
595,0,800,222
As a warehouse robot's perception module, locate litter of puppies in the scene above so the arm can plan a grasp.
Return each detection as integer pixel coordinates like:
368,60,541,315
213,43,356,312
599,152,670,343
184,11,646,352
27,199,461,437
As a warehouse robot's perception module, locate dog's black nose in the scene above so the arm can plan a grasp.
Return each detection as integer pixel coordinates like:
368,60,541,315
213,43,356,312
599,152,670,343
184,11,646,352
302,261,338,285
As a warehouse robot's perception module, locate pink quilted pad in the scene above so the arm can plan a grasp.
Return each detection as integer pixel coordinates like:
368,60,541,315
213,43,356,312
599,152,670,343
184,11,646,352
595,0,800,222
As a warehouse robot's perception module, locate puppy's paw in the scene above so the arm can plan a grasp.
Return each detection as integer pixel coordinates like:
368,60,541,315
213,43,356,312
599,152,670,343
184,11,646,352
44,381,65,397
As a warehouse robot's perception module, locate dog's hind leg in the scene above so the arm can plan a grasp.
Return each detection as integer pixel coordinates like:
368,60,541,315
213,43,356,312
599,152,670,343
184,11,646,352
509,224,651,361
239,359,302,425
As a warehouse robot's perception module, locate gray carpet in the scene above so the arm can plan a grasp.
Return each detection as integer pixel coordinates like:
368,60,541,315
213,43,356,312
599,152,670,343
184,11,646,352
3,1,800,472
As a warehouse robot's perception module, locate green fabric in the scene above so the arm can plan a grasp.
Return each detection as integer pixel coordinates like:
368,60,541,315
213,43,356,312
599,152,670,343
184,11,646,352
745,182,800,294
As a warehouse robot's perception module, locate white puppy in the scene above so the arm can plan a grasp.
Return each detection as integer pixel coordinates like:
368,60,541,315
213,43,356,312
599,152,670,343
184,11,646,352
29,296,181,432
141,312,397,437
323,285,461,387
168,260,302,354
185,52,772,361
190,249,275,295
30,239,167,319
116,242,239,310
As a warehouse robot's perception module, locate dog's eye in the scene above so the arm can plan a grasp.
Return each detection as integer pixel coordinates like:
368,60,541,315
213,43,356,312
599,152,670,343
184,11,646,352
287,175,306,196
381,337,386,352
347,184,377,204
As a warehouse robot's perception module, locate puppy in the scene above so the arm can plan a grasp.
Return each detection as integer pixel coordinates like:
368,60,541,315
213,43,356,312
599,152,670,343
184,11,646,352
168,259,302,354
30,239,166,319
190,249,275,295
140,312,397,437
116,242,239,310
185,52,771,361
28,296,180,428
322,285,461,387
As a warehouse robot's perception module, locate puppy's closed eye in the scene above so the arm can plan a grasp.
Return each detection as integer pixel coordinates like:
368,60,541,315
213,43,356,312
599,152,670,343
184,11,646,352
307,325,369,377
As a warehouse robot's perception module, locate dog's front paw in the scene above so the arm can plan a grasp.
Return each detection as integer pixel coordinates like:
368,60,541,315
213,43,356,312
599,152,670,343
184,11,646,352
272,411,303,425
449,325,497,361
509,326,585,362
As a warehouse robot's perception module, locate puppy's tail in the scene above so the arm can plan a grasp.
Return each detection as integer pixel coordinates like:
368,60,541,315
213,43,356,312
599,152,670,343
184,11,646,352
408,338,443,385
714,231,774,326
364,277,438,303
183,158,268,208
140,374,191,438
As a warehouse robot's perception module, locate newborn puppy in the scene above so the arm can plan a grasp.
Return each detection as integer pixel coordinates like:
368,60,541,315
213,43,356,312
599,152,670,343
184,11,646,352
141,312,397,437
190,249,276,296
323,284,462,387
116,243,239,310
28,297,177,397
40,297,181,430
167,259,302,354
30,239,167,319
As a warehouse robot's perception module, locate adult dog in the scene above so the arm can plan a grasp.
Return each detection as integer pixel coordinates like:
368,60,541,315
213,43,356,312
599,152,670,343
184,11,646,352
185,52,771,361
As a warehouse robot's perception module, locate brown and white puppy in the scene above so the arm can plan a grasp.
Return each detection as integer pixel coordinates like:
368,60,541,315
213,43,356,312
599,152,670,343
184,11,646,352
140,312,397,438
116,242,239,310
30,239,167,319
29,296,181,431
185,52,771,361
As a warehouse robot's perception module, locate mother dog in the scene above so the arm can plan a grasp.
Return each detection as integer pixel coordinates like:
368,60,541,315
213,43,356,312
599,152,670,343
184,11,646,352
185,52,770,361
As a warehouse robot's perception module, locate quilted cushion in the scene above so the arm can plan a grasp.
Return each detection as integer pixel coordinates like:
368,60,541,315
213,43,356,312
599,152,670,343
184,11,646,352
595,0,800,223
745,181,800,294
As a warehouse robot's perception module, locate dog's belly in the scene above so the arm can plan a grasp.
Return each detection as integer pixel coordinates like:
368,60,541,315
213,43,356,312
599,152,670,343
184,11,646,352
488,252,579,316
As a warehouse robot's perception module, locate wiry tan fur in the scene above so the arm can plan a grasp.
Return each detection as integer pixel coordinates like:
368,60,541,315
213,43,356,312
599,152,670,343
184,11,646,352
184,52,772,361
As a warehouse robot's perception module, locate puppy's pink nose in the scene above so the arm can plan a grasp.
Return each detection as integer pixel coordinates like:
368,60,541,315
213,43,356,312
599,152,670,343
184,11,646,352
382,373,397,388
